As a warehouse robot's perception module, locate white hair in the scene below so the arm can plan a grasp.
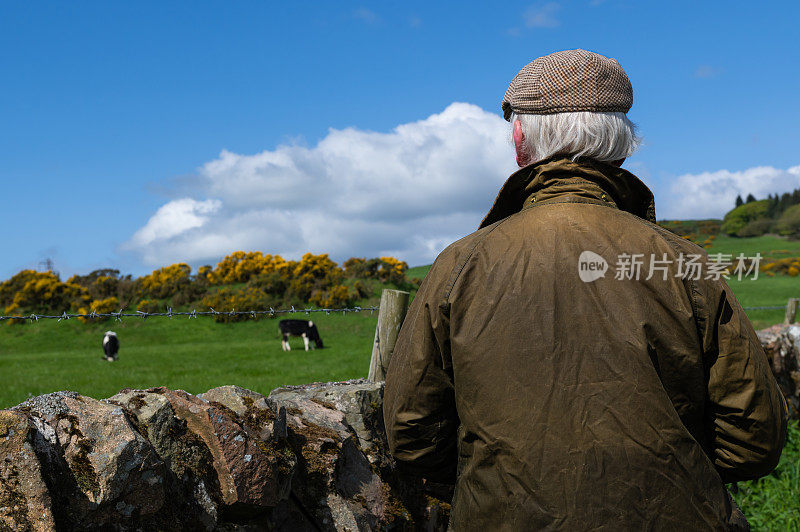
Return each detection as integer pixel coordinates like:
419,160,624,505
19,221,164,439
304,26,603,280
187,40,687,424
511,111,641,163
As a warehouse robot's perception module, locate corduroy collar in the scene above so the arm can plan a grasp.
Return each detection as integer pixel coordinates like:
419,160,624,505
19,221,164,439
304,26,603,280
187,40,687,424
478,157,657,229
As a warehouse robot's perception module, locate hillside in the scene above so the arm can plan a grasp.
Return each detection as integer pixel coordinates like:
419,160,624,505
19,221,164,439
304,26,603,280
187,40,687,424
721,189,800,238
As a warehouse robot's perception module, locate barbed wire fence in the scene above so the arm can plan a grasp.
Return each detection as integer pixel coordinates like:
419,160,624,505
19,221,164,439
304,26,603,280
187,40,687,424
0,304,793,323
0,305,380,323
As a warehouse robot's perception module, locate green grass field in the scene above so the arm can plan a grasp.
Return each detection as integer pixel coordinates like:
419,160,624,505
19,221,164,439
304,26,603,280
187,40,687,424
707,235,800,329
0,236,797,407
708,234,800,257
0,313,377,409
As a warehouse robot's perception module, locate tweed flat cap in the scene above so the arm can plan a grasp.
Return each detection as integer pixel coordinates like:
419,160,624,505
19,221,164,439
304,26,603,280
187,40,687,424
502,49,632,121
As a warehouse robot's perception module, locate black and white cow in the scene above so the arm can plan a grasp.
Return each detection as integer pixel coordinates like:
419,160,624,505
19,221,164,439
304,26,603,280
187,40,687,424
279,319,324,351
102,331,119,361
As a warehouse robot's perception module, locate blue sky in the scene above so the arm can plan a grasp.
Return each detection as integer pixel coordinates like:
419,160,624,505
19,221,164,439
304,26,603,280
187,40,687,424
2,1,800,279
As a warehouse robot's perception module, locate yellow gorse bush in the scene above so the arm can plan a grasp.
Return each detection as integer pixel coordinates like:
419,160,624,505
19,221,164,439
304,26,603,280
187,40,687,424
1,270,90,316
138,263,192,298
91,297,120,314
76,296,121,322
378,256,408,284
759,257,800,276
310,284,352,308
210,251,288,284
342,256,408,285
0,252,413,321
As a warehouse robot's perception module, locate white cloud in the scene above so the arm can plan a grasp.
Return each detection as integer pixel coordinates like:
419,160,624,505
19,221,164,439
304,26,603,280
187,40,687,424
124,105,800,267
660,165,800,220
128,198,221,248
524,2,561,28
124,103,515,267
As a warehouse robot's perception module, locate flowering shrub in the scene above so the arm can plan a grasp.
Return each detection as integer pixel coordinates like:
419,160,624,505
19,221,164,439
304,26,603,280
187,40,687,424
137,263,193,299
67,269,134,303
343,258,372,278
287,253,343,302
0,251,415,320
1,270,90,317
201,287,278,323
310,284,355,308
197,265,213,282
760,258,800,276
91,296,119,314
377,257,408,285
77,296,120,322
343,256,408,285
210,252,288,284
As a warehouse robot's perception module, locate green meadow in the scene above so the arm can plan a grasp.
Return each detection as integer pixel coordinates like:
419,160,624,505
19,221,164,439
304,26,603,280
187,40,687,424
0,235,797,408
0,312,378,409
708,235,800,328
0,235,797,407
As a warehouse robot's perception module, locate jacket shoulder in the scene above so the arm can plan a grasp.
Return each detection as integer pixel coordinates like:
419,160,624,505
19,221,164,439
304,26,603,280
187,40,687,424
632,215,711,257
545,201,712,258
423,222,507,303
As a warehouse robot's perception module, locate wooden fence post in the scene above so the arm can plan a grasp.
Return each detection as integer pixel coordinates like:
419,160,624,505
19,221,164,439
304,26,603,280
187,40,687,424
785,298,799,325
368,289,410,382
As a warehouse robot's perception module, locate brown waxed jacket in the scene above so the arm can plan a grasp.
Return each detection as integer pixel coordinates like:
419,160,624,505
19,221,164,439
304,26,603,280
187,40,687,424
383,157,788,531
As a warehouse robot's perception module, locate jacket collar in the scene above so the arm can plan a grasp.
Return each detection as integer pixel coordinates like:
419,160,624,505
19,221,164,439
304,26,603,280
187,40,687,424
478,157,657,229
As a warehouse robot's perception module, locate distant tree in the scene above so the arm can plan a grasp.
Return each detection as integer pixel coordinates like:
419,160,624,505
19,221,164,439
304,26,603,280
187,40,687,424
766,194,780,218
67,269,134,303
738,218,773,237
735,195,744,208
746,193,757,203
779,192,793,213
775,204,800,237
721,200,770,236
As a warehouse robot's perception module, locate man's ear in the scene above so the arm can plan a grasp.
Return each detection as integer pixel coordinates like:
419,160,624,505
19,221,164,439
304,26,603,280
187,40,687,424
513,120,531,167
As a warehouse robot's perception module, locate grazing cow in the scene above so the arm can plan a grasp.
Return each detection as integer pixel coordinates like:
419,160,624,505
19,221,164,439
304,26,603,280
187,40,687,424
102,331,119,361
279,319,324,351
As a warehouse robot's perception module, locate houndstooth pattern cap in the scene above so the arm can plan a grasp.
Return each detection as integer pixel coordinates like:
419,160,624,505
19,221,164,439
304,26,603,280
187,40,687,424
502,49,632,121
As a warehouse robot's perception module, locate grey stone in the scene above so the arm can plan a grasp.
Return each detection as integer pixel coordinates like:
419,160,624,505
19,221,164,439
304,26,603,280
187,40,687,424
0,410,57,531
14,392,169,529
758,323,800,419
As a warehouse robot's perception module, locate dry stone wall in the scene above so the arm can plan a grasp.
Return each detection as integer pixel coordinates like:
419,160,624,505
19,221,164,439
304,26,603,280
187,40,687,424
0,381,450,531
756,323,800,418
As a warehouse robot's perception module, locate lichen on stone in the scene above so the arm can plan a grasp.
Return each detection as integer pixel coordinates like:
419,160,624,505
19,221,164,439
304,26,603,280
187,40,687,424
240,396,275,433
69,438,101,499
56,411,101,499
310,398,337,410
0,462,33,530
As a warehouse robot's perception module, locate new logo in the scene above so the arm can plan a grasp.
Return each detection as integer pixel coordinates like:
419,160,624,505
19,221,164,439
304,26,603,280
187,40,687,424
578,251,608,282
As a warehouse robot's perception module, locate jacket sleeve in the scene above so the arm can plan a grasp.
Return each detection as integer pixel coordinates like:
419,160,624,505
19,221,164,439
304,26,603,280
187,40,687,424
695,276,788,483
383,257,458,483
